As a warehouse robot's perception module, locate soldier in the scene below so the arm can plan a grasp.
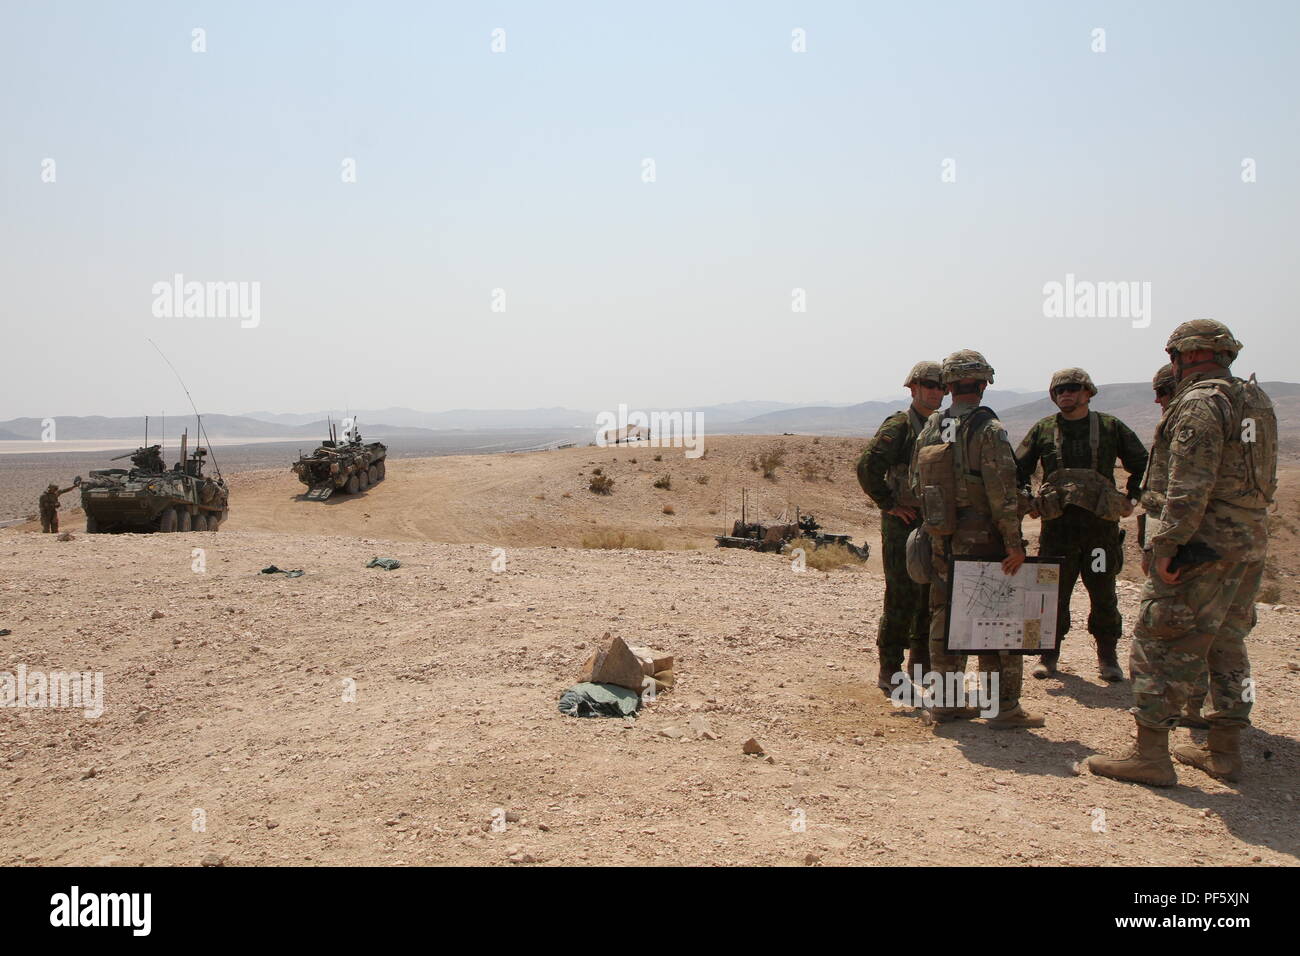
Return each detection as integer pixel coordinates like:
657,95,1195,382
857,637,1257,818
856,361,946,691
38,479,79,533
1090,320,1276,786
1145,363,1209,729
1015,368,1148,681
910,350,1044,727
130,444,165,473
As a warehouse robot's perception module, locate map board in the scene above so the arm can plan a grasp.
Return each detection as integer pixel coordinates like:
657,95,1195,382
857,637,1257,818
944,557,1062,654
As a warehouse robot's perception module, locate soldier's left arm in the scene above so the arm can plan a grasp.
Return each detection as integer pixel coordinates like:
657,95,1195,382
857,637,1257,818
981,421,1024,551
1114,418,1149,500
1149,396,1231,559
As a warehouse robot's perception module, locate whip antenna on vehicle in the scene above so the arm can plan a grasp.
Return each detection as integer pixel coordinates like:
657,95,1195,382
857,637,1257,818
146,339,222,481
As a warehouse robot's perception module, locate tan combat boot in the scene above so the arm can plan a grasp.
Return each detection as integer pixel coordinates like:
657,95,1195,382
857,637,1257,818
1088,722,1177,787
985,704,1046,729
1173,727,1242,782
929,706,981,724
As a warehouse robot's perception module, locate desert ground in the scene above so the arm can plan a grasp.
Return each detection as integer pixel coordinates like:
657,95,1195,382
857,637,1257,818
1,435,1297,866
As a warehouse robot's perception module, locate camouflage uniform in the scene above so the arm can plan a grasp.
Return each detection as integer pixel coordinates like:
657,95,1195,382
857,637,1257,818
1091,320,1274,786
858,392,932,682
911,351,1040,726
1016,393,1147,675
38,484,75,533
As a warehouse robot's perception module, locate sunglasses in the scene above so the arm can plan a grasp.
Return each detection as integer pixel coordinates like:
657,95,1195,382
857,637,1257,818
917,380,944,390
1155,386,1174,398
1052,383,1085,395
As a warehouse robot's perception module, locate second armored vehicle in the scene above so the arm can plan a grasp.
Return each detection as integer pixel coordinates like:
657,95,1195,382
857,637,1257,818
293,422,387,500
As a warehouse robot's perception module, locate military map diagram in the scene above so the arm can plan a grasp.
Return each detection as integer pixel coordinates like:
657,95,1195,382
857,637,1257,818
947,558,1062,652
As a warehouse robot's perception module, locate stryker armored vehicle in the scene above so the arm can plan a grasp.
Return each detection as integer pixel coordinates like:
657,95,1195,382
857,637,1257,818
292,421,387,500
80,432,229,533
714,491,869,559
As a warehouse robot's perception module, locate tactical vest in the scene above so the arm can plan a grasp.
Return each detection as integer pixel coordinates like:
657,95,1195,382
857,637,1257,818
885,406,926,507
1036,412,1130,521
915,406,995,536
1184,375,1277,509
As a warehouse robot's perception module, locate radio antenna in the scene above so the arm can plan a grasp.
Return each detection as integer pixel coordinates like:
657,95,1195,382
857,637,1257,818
146,339,222,481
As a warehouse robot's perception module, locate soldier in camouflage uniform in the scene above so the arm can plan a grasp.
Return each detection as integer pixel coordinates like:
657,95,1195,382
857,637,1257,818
909,350,1044,727
857,361,946,691
1090,320,1276,786
1146,363,1210,729
38,480,78,533
1015,368,1148,681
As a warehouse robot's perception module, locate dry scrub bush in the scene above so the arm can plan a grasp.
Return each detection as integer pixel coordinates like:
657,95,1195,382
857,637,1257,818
757,446,786,480
789,537,864,571
663,504,675,515
589,474,614,495
695,475,709,485
582,529,665,550
653,474,672,490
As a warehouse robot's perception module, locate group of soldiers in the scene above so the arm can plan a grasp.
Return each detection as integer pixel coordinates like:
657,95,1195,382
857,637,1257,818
857,319,1277,785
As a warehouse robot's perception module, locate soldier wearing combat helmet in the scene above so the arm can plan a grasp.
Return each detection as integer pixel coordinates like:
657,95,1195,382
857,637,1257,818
908,350,1044,728
1152,364,1176,410
1015,368,1148,681
1090,320,1276,786
857,361,946,691
38,479,80,533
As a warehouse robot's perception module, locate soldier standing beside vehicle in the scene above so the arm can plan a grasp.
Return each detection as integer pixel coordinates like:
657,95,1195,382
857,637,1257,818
38,478,79,533
857,361,946,692
1143,363,1209,729
1015,369,1148,681
1090,320,1276,786
910,350,1044,728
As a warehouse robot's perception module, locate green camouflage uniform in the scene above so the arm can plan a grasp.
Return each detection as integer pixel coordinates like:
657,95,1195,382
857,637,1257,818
1015,412,1148,661
912,402,1026,713
1132,370,1275,730
857,405,930,673
38,485,75,533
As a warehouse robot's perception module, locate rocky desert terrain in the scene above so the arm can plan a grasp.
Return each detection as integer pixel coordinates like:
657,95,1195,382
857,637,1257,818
1,435,1297,866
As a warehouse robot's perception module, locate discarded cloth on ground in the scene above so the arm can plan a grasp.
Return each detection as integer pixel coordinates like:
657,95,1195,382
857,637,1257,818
557,682,641,718
260,565,305,578
365,557,401,570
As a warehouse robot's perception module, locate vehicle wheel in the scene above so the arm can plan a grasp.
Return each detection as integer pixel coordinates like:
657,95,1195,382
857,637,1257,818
376,460,385,480
346,474,360,494
209,511,223,532
178,509,192,532
368,465,379,484
159,508,177,533
85,516,99,534
192,513,208,532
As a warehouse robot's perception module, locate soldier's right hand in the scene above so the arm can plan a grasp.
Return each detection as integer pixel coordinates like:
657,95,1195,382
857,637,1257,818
886,506,918,522
1002,548,1026,576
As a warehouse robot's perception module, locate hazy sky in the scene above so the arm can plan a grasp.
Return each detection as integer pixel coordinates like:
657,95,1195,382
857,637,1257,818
3,1,1297,419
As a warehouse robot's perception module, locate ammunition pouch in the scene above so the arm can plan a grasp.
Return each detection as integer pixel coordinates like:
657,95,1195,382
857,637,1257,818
917,443,957,537
1042,468,1128,521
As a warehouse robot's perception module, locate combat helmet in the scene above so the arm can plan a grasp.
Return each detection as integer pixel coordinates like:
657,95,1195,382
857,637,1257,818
47,483,58,492
1165,319,1242,364
902,361,942,387
1152,363,1175,392
941,350,995,385
1049,367,1097,397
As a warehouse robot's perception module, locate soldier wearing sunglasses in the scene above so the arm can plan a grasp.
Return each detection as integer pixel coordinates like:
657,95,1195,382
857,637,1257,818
1015,368,1148,681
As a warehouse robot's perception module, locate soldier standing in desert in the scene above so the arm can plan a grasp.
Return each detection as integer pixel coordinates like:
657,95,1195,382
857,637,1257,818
1015,368,1148,681
1090,320,1276,786
38,480,78,533
910,350,1044,728
857,362,946,692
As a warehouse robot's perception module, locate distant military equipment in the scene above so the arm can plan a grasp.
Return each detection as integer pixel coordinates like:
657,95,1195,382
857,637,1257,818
292,419,387,500
714,490,869,559
81,428,228,533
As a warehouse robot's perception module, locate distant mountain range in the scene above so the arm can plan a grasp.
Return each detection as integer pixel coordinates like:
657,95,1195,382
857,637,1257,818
3,383,1295,446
